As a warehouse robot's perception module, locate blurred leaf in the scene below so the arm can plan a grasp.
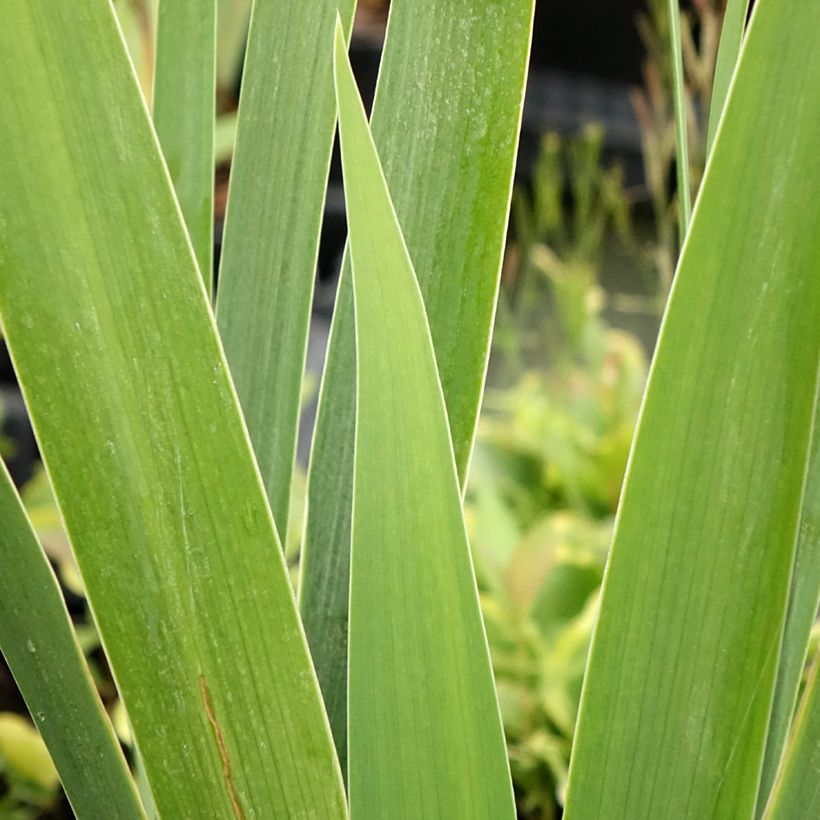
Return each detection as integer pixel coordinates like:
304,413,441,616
0,714,58,793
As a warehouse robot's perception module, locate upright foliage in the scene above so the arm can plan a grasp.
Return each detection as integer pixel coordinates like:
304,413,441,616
0,2,344,816
0,463,143,818
763,663,820,819
707,0,750,153
335,26,516,817
153,0,216,294
216,0,356,532
565,1,820,816
300,0,535,768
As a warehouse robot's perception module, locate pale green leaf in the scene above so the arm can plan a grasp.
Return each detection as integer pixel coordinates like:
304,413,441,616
763,662,820,819
707,0,750,155
757,420,820,812
215,0,356,532
153,0,216,293
0,3,344,817
334,24,514,817
300,0,535,769
565,1,820,816
0,463,143,818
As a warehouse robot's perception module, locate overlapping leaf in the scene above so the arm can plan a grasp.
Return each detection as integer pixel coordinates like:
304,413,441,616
0,3,344,816
334,25,515,817
300,0,535,768
153,0,216,293
216,0,356,531
0,463,144,819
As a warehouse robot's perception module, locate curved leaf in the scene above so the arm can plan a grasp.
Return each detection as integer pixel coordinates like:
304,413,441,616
300,0,535,769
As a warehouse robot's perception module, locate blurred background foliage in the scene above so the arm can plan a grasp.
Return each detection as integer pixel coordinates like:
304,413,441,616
5,2,816,819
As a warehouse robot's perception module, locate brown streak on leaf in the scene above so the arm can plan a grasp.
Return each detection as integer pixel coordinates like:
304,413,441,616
199,675,245,820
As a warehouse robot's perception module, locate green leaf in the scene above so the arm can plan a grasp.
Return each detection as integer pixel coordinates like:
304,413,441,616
0,464,144,818
756,420,820,812
153,0,216,294
762,662,820,819
215,0,356,533
300,0,535,770
0,3,344,817
667,0,691,236
564,2,820,817
334,24,515,817
707,0,750,155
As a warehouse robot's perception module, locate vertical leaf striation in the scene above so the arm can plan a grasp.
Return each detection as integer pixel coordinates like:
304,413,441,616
216,0,357,533
335,26,515,817
565,1,820,816
300,0,535,769
0,3,345,816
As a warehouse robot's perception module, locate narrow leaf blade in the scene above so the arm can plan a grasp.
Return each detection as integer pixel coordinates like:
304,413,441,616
667,0,692,235
0,463,144,819
763,662,820,819
0,3,345,817
707,0,750,154
300,0,535,768
334,26,515,818
153,0,216,293
756,421,820,811
565,1,820,816
216,0,356,532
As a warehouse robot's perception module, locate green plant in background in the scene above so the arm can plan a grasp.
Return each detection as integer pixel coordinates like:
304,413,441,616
1,2,819,820
632,0,721,295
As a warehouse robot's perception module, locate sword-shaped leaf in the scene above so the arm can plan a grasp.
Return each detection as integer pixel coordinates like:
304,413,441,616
334,23,515,819
300,0,535,769
0,462,144,819
565,1,820,816
0,3,345,816
707,0,750,154
216,0,356,532
153,0,216,293
762,662,820,820
757,422,820,812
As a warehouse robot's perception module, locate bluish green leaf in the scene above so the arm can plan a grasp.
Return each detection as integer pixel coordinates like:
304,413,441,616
153,0,216,293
